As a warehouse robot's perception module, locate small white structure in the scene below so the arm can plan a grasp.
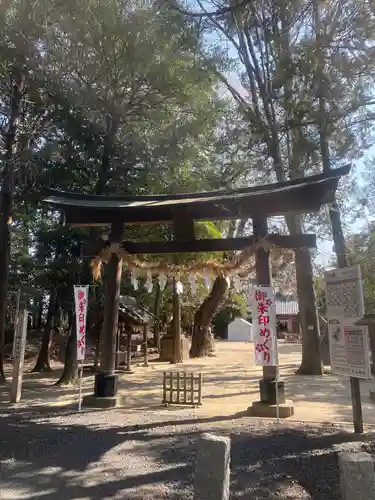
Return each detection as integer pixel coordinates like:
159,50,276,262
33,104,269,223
227,318,253,342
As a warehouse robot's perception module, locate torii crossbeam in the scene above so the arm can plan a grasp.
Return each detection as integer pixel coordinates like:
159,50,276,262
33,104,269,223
42,165,350,413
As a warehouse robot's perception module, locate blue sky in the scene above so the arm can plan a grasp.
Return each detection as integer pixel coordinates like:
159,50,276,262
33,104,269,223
198,9,374,271
316,147,375,267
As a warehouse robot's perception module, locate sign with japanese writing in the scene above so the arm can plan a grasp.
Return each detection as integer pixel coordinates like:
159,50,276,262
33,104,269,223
74,285,89,361
324,266,371,379
325,265,365,319
250,286,277,366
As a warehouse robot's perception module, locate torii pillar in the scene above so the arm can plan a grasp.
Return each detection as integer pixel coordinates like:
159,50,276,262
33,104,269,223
85,221,126,408
250,215,294,418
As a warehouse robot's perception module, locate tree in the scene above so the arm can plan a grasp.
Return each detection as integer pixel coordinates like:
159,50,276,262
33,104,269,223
0,0,54,381
0,0,241,380
190,275,230,357
348,225,375,314
172,0,375,373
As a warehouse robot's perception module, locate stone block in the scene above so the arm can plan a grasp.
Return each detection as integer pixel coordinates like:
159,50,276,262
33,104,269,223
338,452,375,500
249,399,294,418
194,433,230,500
82,394,127,409
259,379,285,404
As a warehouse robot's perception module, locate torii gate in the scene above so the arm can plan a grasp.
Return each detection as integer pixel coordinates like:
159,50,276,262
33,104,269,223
42,165,350,416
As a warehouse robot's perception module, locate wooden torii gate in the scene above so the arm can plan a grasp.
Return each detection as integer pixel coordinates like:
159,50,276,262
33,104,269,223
42,165,350,414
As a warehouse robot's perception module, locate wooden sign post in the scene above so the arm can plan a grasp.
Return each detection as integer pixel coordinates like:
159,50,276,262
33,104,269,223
10,309,28,404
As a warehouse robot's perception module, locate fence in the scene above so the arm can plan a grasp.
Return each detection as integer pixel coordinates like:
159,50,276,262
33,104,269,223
162,371,202,407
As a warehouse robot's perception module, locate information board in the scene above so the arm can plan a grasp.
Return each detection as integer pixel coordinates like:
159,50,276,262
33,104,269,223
325,265,371,379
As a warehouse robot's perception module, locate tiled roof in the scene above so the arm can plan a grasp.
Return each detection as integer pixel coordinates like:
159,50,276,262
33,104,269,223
119,295,156,325
275,300,299,316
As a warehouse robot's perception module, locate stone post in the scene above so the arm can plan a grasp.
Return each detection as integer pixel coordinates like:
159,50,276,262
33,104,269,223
10,309,28,403
338,452,375,500
193,433,230,500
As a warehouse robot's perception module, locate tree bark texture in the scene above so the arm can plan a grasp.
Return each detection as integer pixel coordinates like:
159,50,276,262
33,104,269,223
32,289,57,372
0,73,25,383
190,276,229,358
55,319,78,386
286,215,323,375
294,248,323,374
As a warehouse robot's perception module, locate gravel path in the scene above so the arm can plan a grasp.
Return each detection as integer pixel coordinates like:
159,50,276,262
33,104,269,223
1,406,374,500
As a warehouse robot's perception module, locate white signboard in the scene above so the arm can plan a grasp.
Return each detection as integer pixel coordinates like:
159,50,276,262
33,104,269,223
74,285,89,361
325,265,371,379
325,265,365,319
250,286,277,366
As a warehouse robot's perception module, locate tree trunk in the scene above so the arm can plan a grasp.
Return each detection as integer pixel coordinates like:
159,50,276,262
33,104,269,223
32,289,57,372
36,298,44,328
294,248,323,374
286,215,323,375
53,300,61,331
190,276,229,358
0,352,5,382
55,317,78,386
0,73,25,384
153,282,162,352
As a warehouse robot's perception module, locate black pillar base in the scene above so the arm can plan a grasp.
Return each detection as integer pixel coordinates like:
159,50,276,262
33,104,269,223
259,379,285,405
94,373,119,398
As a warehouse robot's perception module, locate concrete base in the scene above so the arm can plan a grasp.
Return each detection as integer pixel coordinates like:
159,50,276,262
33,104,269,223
369,390,375,402
248,399,295,418
259,379,285,405
94,373,119,398
83,394,127,409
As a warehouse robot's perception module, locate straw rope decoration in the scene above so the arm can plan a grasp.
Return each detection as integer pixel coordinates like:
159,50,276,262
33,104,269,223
90,237,281,282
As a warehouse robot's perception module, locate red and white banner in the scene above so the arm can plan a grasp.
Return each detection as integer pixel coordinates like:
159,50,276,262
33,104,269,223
250,286,277,366
74,286,89,361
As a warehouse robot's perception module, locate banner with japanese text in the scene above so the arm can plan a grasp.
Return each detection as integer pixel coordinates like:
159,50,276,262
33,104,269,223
74,285,89,361
250,286,277,366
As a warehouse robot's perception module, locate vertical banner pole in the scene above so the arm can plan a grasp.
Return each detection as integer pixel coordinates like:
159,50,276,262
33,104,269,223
74,285,89,413
275,341,280,424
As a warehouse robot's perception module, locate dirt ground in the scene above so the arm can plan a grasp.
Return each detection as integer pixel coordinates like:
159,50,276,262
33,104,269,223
2,341,375,499
1,404,375,500
2,341,375,427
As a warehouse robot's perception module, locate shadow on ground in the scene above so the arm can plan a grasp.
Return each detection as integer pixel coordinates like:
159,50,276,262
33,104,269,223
1,407,373,500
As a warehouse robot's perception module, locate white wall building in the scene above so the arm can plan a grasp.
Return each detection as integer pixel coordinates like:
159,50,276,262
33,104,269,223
227,317,253,342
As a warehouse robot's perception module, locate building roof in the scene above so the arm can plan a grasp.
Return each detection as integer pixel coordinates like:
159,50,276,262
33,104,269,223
41,166,350,226
118,296,156,326
231,317,252,326
275,300,299,316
